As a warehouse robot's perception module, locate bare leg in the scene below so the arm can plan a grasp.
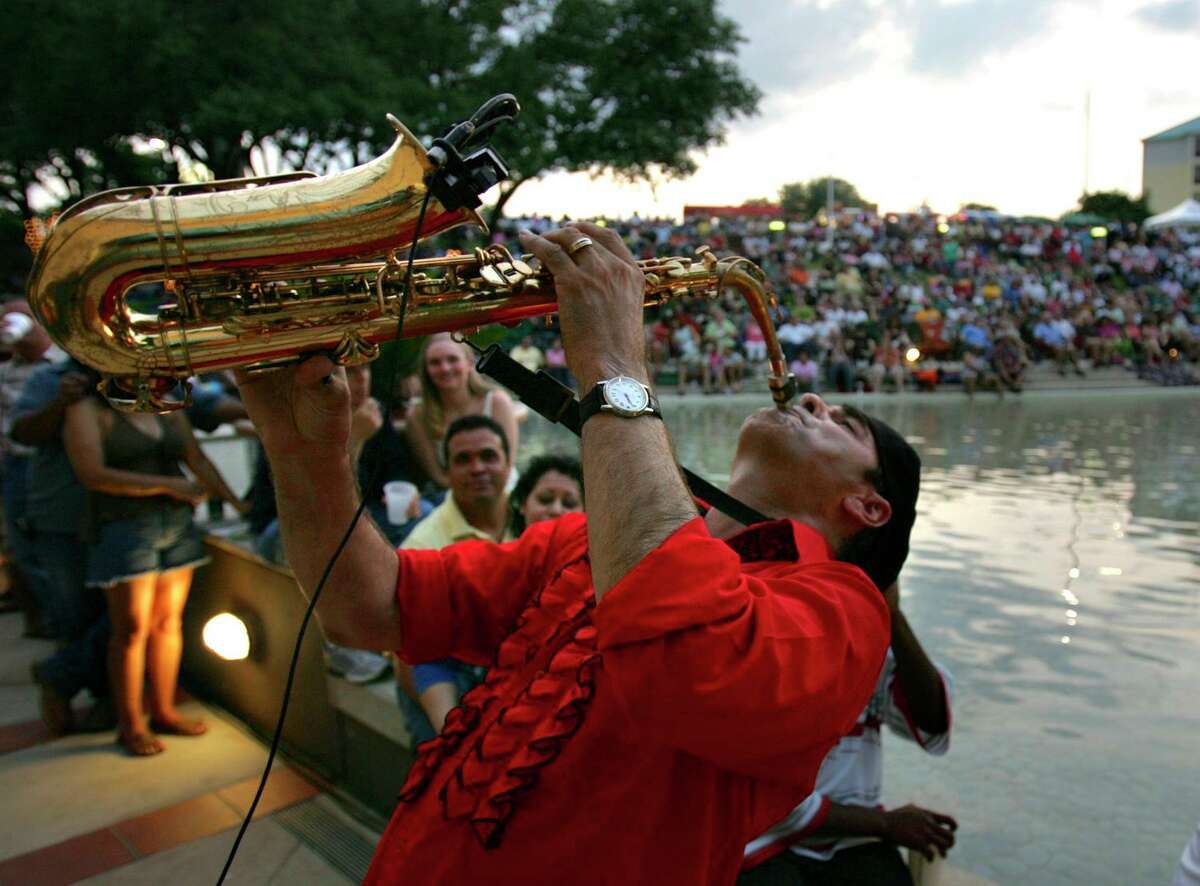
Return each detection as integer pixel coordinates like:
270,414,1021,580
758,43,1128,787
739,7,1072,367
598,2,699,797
146,567,206,736
869,364,884,392
105,575,163,755
714,364,728,393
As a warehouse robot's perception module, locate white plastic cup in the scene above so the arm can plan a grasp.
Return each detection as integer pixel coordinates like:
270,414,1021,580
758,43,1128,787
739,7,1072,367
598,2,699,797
383,481,419,525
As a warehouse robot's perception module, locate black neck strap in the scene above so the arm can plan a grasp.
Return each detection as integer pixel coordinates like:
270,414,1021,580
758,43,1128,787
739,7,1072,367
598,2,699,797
470,344,768,527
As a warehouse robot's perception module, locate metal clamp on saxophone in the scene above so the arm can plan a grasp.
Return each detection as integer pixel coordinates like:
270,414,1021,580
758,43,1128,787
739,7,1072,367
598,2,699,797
26,95,796,413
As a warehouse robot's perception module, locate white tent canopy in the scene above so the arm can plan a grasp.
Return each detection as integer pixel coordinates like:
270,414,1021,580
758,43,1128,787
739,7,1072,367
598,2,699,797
1145,198,1200,229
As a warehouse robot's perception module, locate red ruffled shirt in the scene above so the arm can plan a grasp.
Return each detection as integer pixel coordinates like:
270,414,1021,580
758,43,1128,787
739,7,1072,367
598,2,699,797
365,513,889,885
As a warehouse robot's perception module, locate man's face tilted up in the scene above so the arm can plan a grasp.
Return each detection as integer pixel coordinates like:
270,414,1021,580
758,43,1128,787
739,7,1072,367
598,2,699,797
739,393,885,510
445,427,510,511
723,391,921,591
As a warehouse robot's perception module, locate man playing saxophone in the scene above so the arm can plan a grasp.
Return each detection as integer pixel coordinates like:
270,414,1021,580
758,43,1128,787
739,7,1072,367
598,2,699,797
238,221,922,885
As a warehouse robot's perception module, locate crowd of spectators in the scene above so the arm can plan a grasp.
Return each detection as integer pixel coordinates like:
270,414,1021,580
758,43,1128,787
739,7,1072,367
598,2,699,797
495,209,1200,394
3,203,1197,761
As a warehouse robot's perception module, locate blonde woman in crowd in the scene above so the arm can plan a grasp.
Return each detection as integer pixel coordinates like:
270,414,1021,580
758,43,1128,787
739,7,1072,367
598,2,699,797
405,333,519,489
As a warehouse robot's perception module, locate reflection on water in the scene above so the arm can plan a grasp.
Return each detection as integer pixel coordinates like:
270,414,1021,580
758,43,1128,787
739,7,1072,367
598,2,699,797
524,389,1200,884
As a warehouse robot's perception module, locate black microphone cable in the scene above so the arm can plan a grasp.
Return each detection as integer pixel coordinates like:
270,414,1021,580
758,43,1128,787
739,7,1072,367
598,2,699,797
216,187,435,884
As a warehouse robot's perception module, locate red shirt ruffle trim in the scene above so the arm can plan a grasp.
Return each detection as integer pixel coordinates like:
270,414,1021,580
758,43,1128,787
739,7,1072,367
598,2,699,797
395,554,601,849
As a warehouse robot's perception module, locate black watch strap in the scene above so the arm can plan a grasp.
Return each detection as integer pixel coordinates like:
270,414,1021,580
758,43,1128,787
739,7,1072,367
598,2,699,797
579,379,662,426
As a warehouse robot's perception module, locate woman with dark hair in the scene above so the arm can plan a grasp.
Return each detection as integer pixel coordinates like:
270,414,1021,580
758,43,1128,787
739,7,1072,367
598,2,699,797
509,453,584,536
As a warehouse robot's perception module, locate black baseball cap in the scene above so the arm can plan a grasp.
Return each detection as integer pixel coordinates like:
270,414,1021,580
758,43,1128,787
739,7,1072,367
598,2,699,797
837,406,921,591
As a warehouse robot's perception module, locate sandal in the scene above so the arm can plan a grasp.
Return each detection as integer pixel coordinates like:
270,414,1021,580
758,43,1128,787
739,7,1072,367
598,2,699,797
149,716,208,737
117,731,165,757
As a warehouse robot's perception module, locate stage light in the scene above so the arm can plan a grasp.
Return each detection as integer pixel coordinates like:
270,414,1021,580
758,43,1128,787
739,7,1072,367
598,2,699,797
905,347,921,363
936,222,949,234
203,612,251,661
1090,226,1108,238
768,220,786,232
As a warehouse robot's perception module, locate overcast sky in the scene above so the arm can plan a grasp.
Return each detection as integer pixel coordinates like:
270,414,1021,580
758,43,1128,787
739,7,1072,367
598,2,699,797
503,0,1200,221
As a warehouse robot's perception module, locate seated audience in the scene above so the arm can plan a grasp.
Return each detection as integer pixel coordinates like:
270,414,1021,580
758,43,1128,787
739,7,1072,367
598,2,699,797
508,453,584,536
991,329,1029,393
741,579,956,886
543,336,573,389
509,335,544,374
394,415,516,741
960,347,1000,399
406,334,518,489
790,349,820,394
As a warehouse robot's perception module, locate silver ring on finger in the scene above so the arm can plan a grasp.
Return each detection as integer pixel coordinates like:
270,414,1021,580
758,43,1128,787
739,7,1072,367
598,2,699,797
567,236,594,256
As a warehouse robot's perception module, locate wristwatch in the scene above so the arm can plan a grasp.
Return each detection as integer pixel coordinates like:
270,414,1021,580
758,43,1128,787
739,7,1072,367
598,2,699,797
579,376,662,425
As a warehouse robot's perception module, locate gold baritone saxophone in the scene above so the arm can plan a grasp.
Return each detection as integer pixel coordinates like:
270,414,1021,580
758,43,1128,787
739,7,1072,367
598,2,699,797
26,110,795,413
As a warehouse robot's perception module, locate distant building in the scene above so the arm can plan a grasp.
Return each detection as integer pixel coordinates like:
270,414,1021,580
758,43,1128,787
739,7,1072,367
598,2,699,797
1142,115,1200,213
682,204,781,220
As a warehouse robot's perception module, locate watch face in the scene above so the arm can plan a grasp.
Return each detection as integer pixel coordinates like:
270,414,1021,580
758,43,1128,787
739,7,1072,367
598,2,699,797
604,376,650,415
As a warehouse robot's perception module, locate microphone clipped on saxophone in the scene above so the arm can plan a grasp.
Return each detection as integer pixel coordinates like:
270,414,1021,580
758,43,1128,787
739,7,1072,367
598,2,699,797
25,95,796,413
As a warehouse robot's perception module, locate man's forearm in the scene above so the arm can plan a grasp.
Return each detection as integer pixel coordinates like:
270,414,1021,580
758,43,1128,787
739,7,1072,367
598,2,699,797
272,451,401,650
580,377,697,601
815,802,888,839
890,611,949,734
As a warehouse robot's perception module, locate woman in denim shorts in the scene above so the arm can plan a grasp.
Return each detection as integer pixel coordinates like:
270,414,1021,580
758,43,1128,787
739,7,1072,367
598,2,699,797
64,394,248,756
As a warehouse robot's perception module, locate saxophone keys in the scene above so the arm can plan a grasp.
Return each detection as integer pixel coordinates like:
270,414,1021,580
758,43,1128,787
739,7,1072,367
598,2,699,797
479,262,529,288
333,331,380,366
479,265,507,288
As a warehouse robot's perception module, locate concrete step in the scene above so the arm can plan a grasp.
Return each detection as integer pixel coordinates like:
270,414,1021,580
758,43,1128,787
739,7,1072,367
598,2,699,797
1021,364,1156,390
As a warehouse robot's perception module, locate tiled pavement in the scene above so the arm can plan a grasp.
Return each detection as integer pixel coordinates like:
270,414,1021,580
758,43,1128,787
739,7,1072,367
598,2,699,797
0,608,999,885
0,613,377,885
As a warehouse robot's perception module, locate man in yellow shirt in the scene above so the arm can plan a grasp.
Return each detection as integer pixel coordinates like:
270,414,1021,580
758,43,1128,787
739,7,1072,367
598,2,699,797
509,335,545,374
396,414,515,739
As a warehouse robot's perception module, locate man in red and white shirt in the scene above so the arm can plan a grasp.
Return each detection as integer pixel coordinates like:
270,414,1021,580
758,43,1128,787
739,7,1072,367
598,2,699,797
742,579,956,885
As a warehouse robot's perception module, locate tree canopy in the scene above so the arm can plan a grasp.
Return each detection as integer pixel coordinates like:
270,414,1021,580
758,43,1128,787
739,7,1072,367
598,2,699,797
1,0,759,234
1075,190,1151,225
778,178,867,219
